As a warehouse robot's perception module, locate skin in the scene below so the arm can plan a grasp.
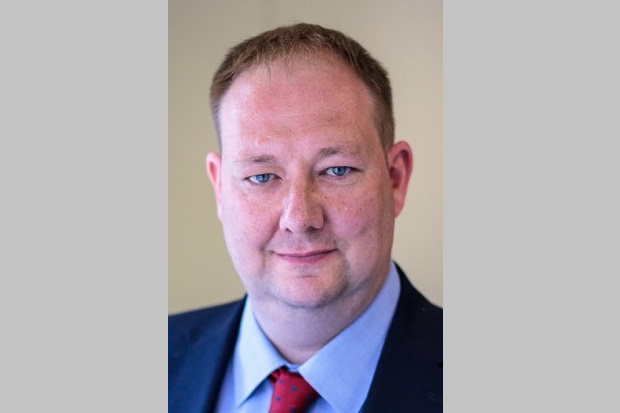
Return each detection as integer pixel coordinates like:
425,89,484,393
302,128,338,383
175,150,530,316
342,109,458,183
207,54,413,364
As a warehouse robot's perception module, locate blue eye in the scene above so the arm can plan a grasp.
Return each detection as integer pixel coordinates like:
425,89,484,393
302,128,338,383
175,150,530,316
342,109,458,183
248,173,274,184
326,166,351,177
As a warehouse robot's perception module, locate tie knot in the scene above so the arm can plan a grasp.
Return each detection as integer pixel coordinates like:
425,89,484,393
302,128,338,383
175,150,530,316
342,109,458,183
268,367,319,413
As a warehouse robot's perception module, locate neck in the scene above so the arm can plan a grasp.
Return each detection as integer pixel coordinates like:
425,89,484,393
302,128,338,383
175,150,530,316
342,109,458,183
251,279,386,365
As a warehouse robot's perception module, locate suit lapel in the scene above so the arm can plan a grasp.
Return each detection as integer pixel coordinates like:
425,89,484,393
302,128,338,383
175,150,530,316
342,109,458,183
168,300,244,413
362,266,443,412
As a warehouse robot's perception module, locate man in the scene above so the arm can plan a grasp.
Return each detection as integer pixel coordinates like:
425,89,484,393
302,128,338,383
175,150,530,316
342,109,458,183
169,23,442,413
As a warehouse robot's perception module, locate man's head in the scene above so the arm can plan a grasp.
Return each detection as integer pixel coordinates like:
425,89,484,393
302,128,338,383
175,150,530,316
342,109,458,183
206,24,412,319
210,23,394,153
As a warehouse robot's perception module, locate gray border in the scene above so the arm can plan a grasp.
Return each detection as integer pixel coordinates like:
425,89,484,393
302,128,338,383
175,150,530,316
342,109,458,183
0,1,167,411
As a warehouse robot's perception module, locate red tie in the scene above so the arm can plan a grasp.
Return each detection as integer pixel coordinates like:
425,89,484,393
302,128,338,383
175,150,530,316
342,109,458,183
268,366,319,413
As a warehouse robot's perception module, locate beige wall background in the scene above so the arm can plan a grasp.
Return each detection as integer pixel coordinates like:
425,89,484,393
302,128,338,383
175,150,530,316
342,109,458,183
169,0,442,314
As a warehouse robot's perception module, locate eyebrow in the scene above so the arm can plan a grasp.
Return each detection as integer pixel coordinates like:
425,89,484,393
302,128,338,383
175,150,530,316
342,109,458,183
318,145,360,158
235,154,278,165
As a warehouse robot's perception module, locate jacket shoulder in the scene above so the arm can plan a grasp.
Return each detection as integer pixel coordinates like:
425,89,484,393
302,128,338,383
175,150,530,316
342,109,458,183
363,266,443,412
169,300,244,330
168,300,245,357
168,300,245,413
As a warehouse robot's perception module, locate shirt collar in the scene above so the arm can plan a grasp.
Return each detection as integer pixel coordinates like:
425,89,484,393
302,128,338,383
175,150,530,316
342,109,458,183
232,262,401,412
232,299,287,407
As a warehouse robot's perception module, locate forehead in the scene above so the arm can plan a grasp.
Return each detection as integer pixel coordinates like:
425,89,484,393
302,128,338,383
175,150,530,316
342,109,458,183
218,56,378,152
229,54,367,99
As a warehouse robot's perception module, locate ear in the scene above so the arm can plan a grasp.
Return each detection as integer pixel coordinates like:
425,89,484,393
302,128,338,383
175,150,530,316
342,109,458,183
387,141,414,217
206,152,223,221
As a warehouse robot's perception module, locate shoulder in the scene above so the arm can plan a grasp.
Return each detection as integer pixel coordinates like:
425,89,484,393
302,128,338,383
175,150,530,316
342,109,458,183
169,300,245,331
364,266,443,410
168,300,245,412
394,265,442,361
168,300,245,355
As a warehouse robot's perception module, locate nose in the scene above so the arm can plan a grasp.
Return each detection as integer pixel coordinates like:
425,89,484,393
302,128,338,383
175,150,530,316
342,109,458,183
279,179,324,233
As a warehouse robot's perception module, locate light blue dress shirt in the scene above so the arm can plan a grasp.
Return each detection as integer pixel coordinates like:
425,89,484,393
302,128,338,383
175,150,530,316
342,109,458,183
215,262,401,413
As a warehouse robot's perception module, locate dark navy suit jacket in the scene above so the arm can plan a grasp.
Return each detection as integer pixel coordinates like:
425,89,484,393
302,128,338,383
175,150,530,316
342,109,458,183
169,266,443,412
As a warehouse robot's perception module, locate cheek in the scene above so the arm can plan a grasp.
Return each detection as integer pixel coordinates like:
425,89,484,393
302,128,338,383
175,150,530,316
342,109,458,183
330,177,394,232
220,186,276,247
330,185,392,238
330,202,367,236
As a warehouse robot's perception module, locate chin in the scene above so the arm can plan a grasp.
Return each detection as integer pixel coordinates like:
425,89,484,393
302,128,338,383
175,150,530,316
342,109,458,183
271,276,348,310
277,295,335,310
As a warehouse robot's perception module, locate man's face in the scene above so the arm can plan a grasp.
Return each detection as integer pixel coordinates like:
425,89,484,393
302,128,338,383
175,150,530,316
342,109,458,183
207,56,412,314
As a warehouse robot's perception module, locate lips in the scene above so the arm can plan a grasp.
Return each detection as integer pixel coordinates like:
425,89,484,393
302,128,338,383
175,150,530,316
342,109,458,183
274,249,335,264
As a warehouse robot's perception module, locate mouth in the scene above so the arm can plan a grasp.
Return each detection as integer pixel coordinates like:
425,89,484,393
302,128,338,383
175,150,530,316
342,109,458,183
274,249,336,264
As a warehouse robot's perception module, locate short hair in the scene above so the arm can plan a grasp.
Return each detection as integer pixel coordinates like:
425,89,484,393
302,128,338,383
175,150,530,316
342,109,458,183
210,23,394,152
